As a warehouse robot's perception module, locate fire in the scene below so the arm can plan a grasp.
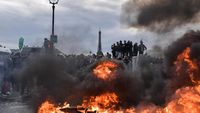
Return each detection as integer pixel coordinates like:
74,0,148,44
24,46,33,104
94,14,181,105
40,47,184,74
93,61,118,80
38,48,200,113
174,47,200,84
82,92,119,112
164,47,200,113
38,100,69,113
164,85,200,113
38,93,136,113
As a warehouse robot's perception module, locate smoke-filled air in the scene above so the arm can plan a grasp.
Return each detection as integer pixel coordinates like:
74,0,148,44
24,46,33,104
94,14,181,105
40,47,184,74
1,0,200,113
121,0,200,32
12,30,199,113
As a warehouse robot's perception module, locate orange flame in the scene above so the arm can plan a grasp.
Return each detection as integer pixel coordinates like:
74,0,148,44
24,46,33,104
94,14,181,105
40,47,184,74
164,85,200,113
38,93,136,113
38,100,69,113
82,92,119,112
164,47,200,113
174,47,200,84
93,61,118,80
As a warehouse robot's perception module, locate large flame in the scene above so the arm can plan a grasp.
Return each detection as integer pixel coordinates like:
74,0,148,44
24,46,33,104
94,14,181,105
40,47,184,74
174,47,200,84
164,47,200,113
164,85,200,113
93,61,118,80
82,92,119,112
38,100,69,113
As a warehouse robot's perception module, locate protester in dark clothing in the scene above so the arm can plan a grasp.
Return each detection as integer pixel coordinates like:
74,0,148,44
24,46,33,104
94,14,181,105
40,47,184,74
44,38,50,49
123,55,130,69
115,42,118,58
106,52,112,59
111,44,117,58
138,40,147,55
133,43,138,56
119,41,123,59
122,40,127,58
127,41,133,58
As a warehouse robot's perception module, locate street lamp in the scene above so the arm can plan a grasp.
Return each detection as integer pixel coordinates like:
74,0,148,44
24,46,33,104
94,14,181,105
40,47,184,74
49,0,59,4
49,0,59,47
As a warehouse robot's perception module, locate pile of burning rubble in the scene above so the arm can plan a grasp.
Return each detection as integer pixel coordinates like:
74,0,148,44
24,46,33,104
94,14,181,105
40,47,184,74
18,31,200,113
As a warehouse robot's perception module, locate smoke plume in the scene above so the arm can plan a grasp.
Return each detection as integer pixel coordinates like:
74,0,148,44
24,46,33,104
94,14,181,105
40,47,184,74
121,0,200,32
17,54,166,112
165,30,200,67
16,30,200,112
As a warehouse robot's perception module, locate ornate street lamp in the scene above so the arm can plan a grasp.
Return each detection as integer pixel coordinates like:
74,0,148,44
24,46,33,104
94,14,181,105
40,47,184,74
49,0,59,46
49,0,59,4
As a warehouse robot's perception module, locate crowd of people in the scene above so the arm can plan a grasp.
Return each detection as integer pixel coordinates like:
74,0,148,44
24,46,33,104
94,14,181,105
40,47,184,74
111,40,147,60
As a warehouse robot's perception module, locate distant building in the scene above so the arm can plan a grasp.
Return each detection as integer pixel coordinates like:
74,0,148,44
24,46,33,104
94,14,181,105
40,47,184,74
97,30,103,58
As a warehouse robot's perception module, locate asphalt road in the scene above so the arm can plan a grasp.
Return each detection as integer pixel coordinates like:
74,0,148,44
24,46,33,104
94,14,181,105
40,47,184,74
0,101,33,113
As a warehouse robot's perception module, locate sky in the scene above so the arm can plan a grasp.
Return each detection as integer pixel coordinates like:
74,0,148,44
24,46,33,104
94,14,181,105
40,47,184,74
1,0,198,55
0,0,159,54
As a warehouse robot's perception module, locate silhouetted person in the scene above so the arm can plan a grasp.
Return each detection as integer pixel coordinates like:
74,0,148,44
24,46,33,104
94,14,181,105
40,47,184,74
44,38,54,54
138,40,147,55
116,42,120,58
106,52,112,59
127,41,133,58
119,40,123,59
111,44,117,58
133,43,138,56
122,40,127,58
123,55,129,66
44,38,49,49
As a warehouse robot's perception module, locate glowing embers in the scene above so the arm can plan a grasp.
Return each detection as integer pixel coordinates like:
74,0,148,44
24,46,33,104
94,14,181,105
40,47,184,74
38,100,69,113
82,92,118,112
93,61,119,80
164,86,200,113
174,47,200,84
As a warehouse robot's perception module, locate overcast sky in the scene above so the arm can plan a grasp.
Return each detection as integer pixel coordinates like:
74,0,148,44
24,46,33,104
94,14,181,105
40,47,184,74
0,0,187,54
0,0,154,54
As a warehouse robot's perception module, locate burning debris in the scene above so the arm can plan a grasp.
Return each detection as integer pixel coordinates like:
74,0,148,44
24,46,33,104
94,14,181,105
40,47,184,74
15,31,200,113
92,61,119,81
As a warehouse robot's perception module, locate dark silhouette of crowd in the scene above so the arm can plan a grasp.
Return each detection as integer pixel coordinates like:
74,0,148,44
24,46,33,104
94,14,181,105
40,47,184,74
111,40,147,60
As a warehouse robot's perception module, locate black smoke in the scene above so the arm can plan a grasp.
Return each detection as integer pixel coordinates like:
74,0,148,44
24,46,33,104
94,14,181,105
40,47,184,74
165,30,200,67
17,30,200,112
121,0,200,32
17,54,167,112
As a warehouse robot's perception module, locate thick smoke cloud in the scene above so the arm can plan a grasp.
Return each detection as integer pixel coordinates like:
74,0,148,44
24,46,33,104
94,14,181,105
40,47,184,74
165,30,200,67
17,31,200,112
121,0,200,32
17,54,166,112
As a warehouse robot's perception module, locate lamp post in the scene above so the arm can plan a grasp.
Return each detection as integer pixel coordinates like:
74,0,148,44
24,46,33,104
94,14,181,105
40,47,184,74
49,0,59,47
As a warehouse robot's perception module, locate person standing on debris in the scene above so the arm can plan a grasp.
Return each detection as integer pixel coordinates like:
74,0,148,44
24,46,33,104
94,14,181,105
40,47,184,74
118,41,123,59
122,40,127,58
133,43,138,56
127,41,133,58
106,52,112,59
111,44,116,58
116,42,120,58
138,40,147,55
